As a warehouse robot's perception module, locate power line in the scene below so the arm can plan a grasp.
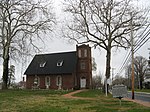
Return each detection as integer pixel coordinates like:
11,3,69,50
133,9,150,46
117,50,131,75
117,25,150,75
115,9,150,76
134,30,150,53
134,24,150,47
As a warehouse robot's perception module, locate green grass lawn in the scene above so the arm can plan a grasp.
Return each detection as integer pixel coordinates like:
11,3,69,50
0,89,149,112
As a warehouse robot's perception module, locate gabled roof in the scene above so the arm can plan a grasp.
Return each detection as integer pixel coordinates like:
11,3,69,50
24,51,77,75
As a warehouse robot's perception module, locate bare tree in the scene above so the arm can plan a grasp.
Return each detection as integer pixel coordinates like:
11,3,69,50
134,56,147,89
0,0,55,89
126,56,148,89
8,65,15,87
112,75,128,86
92,57,97,71
92,75,102,89
63,0,146,95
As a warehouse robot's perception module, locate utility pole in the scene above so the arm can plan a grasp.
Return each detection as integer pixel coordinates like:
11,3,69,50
130,13,134,100
148,48,150,67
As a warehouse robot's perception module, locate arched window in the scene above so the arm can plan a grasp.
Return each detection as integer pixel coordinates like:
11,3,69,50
78,49,81,57
56,76,62,86
34,76,40,86
84,49,87,57
45,76,50,86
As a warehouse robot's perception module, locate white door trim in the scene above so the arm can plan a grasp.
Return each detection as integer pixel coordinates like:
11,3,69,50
80,77,86,88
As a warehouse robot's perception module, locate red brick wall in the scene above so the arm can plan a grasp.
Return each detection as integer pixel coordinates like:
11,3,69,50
62,74,75,89
26,44,92,90
26,75,34,89
76,44,92,89
26,74,75,90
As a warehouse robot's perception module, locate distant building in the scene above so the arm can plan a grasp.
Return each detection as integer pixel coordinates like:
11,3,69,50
24,45,92,90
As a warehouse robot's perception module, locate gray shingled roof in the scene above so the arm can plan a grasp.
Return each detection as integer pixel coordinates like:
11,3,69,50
24,51,77,75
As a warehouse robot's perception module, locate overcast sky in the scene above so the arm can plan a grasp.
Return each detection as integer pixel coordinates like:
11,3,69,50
45,0,150,80
0,0,150,82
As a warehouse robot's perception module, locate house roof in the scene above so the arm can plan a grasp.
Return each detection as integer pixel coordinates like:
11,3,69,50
24,51,77,75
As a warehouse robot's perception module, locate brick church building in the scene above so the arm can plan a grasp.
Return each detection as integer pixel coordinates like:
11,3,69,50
24,44,92,90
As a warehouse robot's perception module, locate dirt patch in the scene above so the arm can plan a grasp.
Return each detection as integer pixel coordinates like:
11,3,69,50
63,89,95,100
63,89,150,107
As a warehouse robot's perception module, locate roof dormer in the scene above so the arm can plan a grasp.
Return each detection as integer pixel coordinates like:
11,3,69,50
40,61,46,67
57,60,63,67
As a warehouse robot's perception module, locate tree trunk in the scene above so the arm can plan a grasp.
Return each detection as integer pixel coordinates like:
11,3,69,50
105,48,111,96
140,78,143,90
105,50,111,79
2,46,9,89
105,78,108,96
2,56,9,89
8,74,11,87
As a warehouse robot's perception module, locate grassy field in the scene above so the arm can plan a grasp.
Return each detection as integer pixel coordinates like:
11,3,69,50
0,89,150,112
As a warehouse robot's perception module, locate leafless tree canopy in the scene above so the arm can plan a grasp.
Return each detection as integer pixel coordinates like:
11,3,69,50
63,0,146,79
0,0,55,58
126,56,148,89
0,0,55,89
64,0,144,48
92,57,97,71
112,75,128,86
92,75,102,89
134,56,148,89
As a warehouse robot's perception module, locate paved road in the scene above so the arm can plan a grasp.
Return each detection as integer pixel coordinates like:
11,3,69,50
127,92,150,102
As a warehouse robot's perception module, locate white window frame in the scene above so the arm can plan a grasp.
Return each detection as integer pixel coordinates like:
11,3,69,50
56,75,62,86
40,62,46,67
80,77,86,88
57,60,63,67
78,49,81,57
45,76,50,86
84,49,87,57
34,76,40,86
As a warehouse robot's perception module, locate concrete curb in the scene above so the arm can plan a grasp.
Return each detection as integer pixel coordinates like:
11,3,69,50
128,91,150,95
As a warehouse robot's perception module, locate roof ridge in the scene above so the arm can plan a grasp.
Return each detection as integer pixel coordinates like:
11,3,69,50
36,51,76,56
